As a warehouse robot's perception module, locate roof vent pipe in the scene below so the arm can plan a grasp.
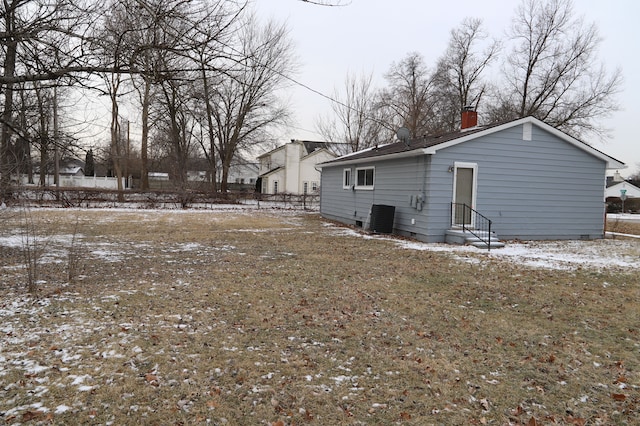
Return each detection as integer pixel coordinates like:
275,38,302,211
461,106,478,130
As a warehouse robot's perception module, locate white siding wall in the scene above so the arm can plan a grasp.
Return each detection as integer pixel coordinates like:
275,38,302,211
283,143,301,193
299,151,333,193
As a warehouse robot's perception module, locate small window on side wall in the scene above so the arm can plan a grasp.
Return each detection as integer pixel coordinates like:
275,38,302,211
343,168,352,189
355,167,374,190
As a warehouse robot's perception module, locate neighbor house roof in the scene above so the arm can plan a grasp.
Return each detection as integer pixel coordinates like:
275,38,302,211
258,166,284,178
319,116,625,170
605,181,640,198
257,140,334,159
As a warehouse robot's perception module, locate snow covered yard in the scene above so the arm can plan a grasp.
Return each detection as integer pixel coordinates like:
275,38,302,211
0,207,638,425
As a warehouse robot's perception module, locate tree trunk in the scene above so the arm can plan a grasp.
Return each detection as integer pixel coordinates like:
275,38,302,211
140,79,151,190
200,65,217,193
110,89,124,202
0,17,17,199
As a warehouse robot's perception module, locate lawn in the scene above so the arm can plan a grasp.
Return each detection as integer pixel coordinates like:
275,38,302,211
1,207,638,425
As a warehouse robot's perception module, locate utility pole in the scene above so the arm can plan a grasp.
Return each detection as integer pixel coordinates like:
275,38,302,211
125,120,130,189
53,86,60,198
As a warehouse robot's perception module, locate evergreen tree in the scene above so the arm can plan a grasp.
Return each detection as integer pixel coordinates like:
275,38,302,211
85,149,95,177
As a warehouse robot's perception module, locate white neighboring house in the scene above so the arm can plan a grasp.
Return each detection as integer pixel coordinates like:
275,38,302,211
257,140,336,195
605,181,640,199
186,158,259,187
225,161,259,187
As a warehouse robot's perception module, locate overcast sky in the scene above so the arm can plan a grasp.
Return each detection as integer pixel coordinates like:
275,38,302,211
252,0,639,177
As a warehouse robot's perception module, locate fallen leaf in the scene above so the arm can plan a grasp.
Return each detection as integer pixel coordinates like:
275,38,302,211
399,411,411,420
22,411,44,421
527,417,539,426
303,409,314,421
145,373,159,385
566,416,586,425
612,393,626,401
511,405,524,416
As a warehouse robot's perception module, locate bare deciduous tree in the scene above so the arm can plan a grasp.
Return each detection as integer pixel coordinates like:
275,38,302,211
299,0,350,5
191,1,246,192
377,52,438,138
316,72,388,155
1,0,97,198
492,0,621,139
202,14,295,193
432,18,499,131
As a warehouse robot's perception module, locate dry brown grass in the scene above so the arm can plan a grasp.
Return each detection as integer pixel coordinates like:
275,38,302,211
607,216,640,236
1,208,639,425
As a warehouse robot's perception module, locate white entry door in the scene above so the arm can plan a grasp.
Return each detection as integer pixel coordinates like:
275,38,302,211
452,162,478,226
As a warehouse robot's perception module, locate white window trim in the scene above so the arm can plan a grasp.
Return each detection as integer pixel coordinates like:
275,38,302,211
355,166,375,190
342,168,352,189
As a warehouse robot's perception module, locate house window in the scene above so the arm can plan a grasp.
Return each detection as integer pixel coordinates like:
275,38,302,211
311,181,318,192
273,180,279,194
355,167,374,189
343,168,352,189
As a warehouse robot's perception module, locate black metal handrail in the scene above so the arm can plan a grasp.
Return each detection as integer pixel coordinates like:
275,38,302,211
451,203,493,251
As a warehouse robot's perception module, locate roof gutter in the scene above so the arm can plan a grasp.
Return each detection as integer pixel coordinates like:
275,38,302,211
317,148,431,168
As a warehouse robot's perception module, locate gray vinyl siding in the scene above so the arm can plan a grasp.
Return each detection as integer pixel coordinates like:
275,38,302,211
321,156,432,239
428,124,606,240
321,123,608,242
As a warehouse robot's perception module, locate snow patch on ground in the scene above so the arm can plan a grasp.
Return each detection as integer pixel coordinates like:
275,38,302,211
325,222,640,271
399,238,639,271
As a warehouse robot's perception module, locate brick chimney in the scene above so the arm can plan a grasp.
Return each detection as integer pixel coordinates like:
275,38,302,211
461,106,478,130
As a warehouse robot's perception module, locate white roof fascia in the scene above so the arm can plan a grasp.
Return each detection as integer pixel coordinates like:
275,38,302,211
423,116,625,169
320,117,625,169
317,148,430,168
301,148,335,161
257,144,286,159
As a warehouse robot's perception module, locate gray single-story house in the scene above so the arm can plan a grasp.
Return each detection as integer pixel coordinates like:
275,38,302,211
318,114,625,244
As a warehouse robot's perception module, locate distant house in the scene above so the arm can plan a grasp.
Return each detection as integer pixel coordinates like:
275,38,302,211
59,162,85,177
35,158,85,177
319,113,625,244
225,159,259,188
605,181,640,199
257,140,336,195
186,156,259,188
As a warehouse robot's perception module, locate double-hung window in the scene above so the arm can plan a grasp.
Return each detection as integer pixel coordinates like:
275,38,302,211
355,167,374,190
